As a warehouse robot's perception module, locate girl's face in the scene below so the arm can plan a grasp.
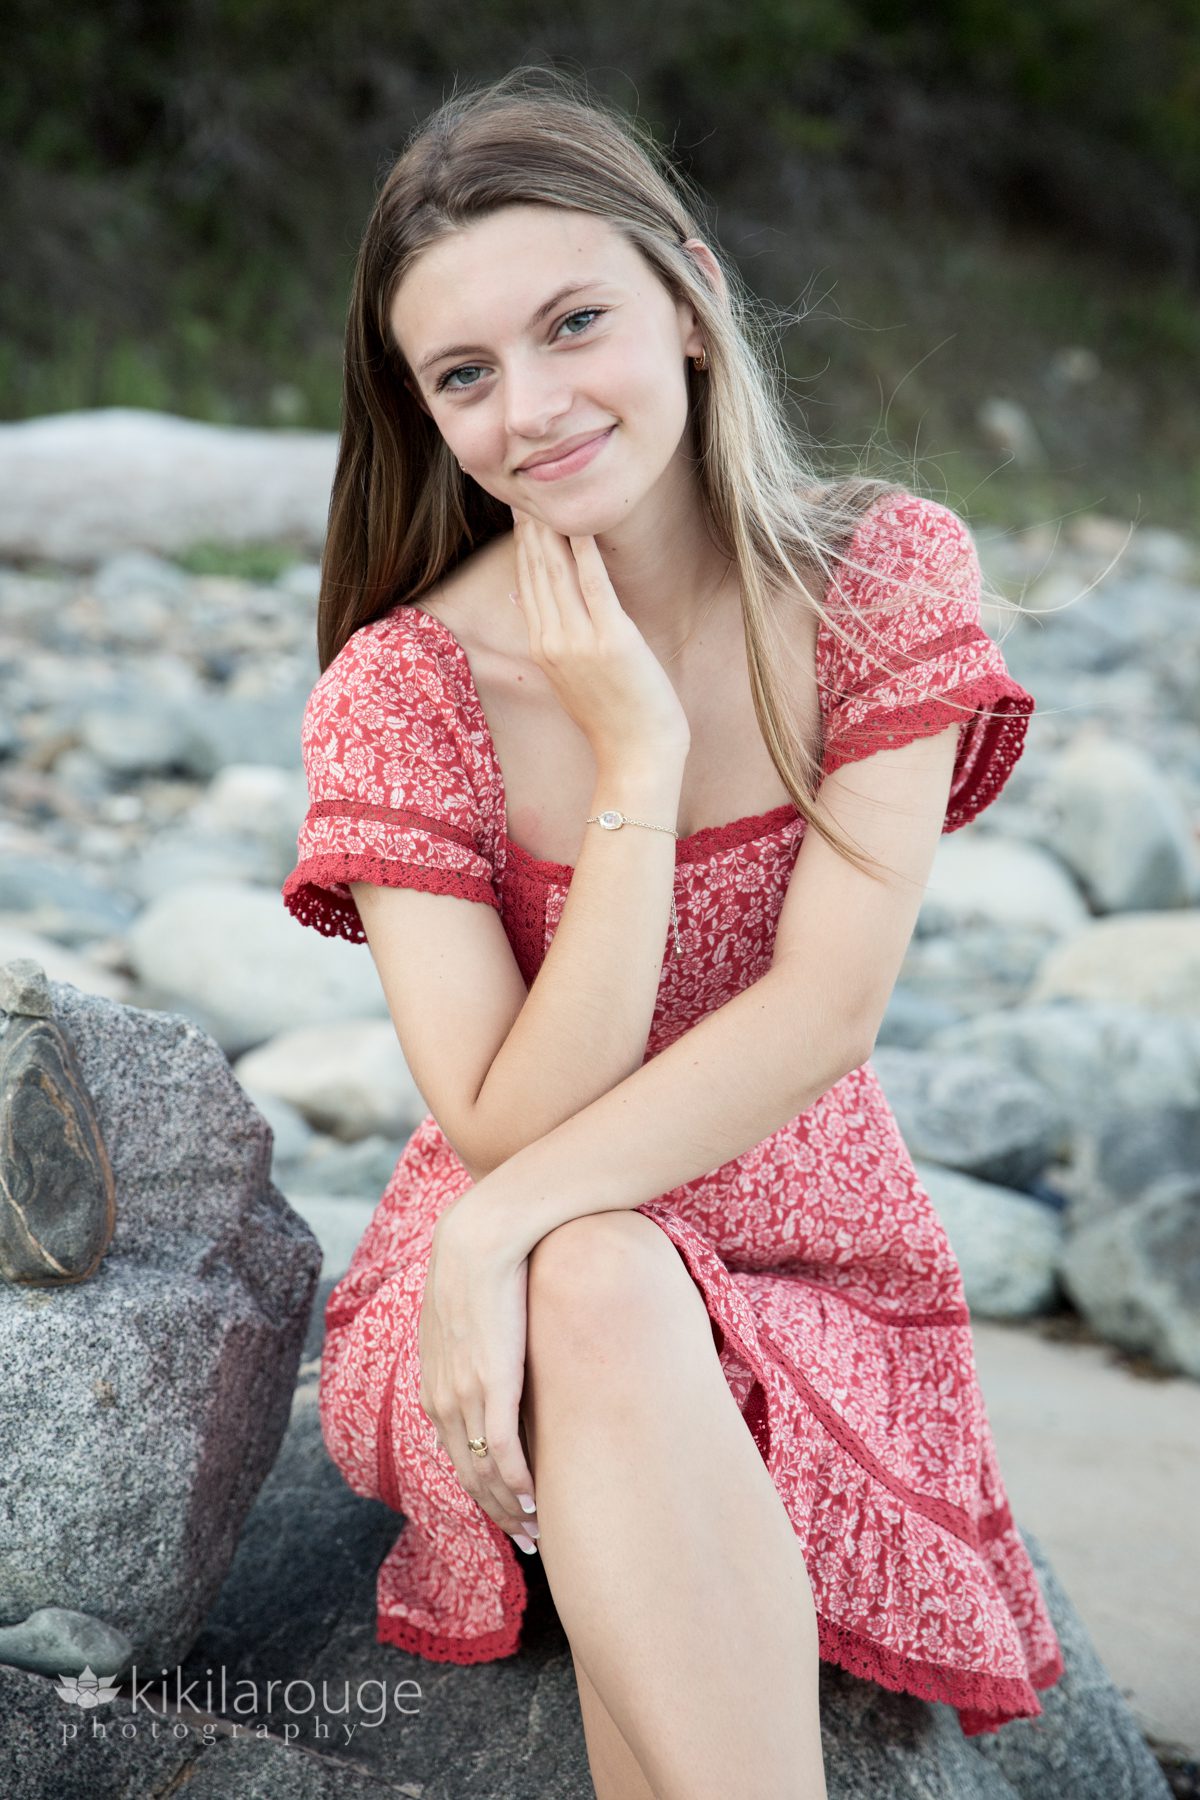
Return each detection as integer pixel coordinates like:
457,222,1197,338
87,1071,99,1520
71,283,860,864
389,205,712,536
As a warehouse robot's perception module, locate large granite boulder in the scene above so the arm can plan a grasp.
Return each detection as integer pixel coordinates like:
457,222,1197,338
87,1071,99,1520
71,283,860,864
0,971,322,1687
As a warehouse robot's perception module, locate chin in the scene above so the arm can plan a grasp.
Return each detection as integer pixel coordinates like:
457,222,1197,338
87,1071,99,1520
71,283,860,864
523,486,640,538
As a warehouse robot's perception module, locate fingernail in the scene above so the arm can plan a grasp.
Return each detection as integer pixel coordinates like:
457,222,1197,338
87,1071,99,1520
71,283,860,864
518,1493,536,1512
520,1518,540,1539
514,1532,538,1554
508,589,519,605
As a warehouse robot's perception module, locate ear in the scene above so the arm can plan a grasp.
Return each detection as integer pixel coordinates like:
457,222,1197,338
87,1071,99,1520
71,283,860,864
679,237,726,356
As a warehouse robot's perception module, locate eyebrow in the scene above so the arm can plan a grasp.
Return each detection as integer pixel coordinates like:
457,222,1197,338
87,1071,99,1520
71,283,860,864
414,279,609,377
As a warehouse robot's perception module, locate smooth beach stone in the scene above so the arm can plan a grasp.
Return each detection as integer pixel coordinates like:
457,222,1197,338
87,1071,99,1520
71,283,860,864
0,957,116,1286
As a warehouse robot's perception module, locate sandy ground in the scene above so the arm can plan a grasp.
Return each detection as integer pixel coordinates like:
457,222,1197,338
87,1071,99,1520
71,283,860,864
970,1313,1200,1759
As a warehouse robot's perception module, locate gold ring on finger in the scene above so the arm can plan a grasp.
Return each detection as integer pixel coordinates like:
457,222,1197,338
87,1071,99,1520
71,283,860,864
467,1436,489,1458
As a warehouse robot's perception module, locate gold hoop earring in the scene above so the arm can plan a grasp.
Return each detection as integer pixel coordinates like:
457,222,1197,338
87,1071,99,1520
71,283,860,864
692,347,708,371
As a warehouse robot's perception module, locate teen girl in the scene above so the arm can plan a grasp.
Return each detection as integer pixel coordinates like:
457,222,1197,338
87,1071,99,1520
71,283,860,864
283,69,1063,1800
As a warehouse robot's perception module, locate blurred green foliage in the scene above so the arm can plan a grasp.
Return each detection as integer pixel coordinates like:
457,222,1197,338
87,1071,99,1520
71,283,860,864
173,539,302,581
2,1,1198,527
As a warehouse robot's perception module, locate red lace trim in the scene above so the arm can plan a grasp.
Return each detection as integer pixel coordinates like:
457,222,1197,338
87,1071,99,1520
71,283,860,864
376,1528,530,1666
281,853,501,945
822,670,1034,834
372,1543,1064,1734
377,1605,524,1664
815,1612,1063,1736
307,797,481,853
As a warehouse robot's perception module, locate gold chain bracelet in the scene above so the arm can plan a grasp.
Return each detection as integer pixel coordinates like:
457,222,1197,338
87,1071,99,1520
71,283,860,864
585,808,682,956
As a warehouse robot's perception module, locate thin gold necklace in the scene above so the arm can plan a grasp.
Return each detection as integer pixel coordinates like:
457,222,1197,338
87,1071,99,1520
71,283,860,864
659,564,732,665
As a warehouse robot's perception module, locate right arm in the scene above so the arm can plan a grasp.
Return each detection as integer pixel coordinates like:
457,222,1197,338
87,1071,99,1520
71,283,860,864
352,510,692,1182
351,747,684,1181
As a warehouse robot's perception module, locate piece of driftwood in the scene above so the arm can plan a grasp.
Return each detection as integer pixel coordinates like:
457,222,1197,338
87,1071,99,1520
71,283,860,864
0,958,116,1285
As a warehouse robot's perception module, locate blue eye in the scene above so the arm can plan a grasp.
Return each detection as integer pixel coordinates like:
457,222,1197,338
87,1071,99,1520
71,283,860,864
434,307,606,394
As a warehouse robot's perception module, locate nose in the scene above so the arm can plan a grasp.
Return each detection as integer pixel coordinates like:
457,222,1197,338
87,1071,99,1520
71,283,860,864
503,353,573,448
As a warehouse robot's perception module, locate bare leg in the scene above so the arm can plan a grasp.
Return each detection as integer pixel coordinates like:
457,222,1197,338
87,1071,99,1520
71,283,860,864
519,1210,827,1800
571,1643,660,1800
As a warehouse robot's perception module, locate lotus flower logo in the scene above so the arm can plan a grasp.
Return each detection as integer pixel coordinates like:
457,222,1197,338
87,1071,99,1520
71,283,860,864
54,1666,121,1709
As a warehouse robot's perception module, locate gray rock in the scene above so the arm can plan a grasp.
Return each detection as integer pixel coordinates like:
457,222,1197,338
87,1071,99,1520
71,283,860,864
1067,1104,1200,1229
234,1020,427,1142
188,764,311,862
1025,573,1156,675
876,984,966,1048
1060,1174,1200,1378
0,976,322,1678
1029,913,1200,1017
0,1607,132,1679
275,560,322,603
237,1084,316,1172
916,1161,1064,1317
188,682,317,774
0,958,53,1017
1123,527,1197,581
283,1132,407,1201
1038,736,1200,911
898,922,1052,1017
281,1194,377,1282
921,834,1089,936
128,827,282,903
126,765,314,905
0,923,132,1004
0,856,137,948
967,1535,1174,1798
92,548,191,606
870,1046,1069,1187
0,407,336,563
930,1001,1200,1123
123,880,390,1056
79,694,209,777
977,397,1045,467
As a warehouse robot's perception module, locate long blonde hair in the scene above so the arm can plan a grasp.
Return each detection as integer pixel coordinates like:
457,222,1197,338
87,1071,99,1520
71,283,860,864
317,64,1043,880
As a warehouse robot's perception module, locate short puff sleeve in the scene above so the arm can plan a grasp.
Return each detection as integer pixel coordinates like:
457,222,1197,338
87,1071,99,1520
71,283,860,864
818,494,1035,832
281,615,501,943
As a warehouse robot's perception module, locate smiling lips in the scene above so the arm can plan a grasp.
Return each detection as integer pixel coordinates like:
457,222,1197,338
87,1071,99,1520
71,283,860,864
518,425,616,481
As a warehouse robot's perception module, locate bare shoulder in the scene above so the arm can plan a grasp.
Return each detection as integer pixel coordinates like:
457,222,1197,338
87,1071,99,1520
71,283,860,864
410,532,517,656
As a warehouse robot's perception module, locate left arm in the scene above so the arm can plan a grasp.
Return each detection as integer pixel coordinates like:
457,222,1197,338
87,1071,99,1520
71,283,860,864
452,723,962,1264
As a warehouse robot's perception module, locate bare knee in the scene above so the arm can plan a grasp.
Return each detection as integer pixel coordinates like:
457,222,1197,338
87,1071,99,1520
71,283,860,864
526,1211,707,1352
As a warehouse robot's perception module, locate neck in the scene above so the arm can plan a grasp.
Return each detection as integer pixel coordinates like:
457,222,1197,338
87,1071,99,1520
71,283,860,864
596,476,735,662
511,457,737,666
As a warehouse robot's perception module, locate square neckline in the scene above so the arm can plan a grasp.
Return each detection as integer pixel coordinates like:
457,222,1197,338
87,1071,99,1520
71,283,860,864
396,602,831,884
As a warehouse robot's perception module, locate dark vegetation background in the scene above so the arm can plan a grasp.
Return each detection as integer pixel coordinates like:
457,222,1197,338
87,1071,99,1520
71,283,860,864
4,0,1199,531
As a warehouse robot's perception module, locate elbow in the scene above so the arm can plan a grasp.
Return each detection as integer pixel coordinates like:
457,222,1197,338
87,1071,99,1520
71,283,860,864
821,1005,876,1087
837,986,880,1065
840,1025,875,1080
461,1145,506,1184
456,1116,521,1185
456,1135,500,1185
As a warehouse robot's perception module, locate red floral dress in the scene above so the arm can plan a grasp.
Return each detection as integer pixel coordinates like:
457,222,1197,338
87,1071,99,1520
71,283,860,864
281,491,1065,1737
